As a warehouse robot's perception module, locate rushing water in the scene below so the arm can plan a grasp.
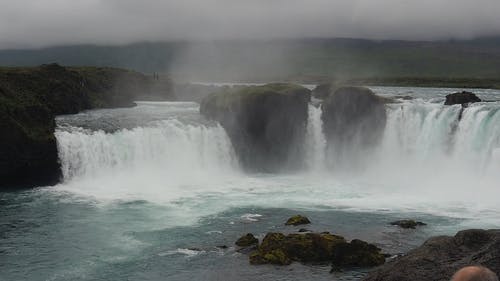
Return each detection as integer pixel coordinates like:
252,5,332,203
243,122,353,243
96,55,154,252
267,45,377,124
1,87,500,281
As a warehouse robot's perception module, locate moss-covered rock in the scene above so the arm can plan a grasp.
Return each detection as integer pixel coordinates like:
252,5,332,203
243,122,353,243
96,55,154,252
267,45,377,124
235,233,259,247
285,215,311,226
285,233,346,262
246,231,383,267
0,64,173,189
390,220,427,229
200,83,311,172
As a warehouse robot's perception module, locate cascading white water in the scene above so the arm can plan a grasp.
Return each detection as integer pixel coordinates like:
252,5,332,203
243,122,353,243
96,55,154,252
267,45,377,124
56,120,238,181
54,103,241,202
373,101,500,176
305,104,326,171
51,95,500,223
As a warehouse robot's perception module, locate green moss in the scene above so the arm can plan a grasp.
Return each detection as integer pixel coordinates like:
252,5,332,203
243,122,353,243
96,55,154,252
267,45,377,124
262,249,292,265
259,232,287,252
201,83,309,115
247,230,384,268
285,215,311,226
235,233,259,247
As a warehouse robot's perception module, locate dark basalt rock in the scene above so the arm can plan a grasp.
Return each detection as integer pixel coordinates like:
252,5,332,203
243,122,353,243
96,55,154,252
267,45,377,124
321,86,387,166
444,91,481,106
312,83,336,99
200,83,311,172
235,233,259,247
285,215,311,226
390,220,427,229
363,229,500,281
247,232,385,267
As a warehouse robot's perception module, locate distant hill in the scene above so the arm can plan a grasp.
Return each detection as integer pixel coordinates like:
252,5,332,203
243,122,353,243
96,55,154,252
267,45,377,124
1,38,500,82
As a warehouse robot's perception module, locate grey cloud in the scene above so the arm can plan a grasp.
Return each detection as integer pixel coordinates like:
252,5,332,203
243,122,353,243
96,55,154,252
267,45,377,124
1,0,500,48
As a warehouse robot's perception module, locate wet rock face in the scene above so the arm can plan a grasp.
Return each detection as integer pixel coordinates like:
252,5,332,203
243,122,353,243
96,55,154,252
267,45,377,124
200,83,311,172
285,215,311,226
444,91,481,106
363,229,500,281
321,86,387,167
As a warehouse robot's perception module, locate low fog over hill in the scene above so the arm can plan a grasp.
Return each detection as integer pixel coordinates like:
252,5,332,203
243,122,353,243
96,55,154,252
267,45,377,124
1,37,500,81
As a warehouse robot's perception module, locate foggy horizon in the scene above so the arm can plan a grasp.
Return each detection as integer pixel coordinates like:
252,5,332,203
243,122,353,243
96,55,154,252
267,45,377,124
2,0,500,49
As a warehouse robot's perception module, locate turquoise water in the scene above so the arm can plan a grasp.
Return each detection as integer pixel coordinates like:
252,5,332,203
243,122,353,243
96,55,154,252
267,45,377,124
1,86,500,280
0,189,467,281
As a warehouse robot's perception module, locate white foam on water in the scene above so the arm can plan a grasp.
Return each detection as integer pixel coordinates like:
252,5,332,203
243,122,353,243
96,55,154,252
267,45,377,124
240,213,263,222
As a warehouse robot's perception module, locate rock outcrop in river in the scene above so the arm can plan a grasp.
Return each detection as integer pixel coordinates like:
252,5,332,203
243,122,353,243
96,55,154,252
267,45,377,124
0,64,172,190
364,229,500,281
200,83,311,172
321,86,387,166
242,231,385,268
444,91,481,106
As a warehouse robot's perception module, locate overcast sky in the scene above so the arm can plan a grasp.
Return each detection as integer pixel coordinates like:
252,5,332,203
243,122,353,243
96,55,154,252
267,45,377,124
1,0,500,48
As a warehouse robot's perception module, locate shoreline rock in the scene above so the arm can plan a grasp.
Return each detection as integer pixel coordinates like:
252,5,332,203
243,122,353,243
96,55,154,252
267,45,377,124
363,229,500,281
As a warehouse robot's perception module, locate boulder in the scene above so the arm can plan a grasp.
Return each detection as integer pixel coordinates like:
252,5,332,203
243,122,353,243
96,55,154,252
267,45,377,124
321,86,387,166
390,220,427,229
235,233,259,247
444,91,481,106
200,83,311,172
285,215,311,226
363,229,500,281
331,239,386,267
247,231,384,267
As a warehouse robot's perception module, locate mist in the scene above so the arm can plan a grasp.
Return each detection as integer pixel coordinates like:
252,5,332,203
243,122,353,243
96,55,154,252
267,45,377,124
2,0,500,49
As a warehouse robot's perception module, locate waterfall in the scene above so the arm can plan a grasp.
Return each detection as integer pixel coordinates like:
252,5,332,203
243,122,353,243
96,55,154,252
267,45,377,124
55,118,239,187
305,104,326,171
376,102,500,174
303,99,500,179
